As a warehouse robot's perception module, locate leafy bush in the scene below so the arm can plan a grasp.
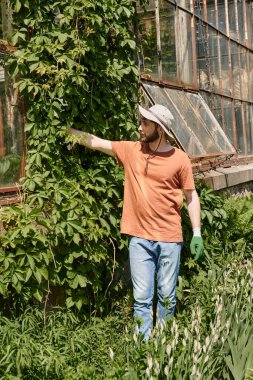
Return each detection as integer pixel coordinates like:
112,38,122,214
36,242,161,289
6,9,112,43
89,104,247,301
0,0,148,313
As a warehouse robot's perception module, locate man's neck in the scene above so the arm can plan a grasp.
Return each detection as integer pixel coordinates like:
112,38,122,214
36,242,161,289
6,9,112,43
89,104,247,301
148,138,172,153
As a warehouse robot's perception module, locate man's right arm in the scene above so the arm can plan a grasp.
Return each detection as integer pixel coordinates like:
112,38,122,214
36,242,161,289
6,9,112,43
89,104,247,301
69,128,115,157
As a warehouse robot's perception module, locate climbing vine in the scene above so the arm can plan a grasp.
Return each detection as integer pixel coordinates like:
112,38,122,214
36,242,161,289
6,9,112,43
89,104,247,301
0,0,147,313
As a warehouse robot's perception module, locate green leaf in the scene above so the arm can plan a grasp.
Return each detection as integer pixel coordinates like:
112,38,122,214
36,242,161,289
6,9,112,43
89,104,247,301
27,255,35,270
33,288,43,302
14,0,22,12
25,268,33,282
34,269,42,284
58,33,68,43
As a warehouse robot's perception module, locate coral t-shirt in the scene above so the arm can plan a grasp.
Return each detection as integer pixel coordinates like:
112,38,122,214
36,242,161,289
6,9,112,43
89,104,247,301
112,141,195,242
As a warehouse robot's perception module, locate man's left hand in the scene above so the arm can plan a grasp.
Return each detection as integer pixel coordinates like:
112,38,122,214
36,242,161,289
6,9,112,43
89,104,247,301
190,236,204,261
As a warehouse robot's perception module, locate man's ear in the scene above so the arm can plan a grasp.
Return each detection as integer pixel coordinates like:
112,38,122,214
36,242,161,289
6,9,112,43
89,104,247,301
157,125,164,136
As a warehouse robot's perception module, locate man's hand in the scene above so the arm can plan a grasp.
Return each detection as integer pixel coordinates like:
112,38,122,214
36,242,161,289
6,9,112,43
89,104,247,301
67,128,115,157
190,236,204,261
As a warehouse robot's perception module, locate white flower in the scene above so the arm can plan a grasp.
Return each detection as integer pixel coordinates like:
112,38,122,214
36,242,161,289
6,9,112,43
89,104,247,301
154,360,160,375
109,347,114,361
204,355,209,363
184,327,189,340
166,344,172,357
148,354,153,369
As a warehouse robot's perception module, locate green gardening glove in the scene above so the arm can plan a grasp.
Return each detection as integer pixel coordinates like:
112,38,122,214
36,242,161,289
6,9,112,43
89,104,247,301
190,236,204,261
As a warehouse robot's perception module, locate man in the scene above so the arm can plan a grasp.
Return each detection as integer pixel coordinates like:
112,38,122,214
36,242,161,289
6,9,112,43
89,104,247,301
69,103,203,340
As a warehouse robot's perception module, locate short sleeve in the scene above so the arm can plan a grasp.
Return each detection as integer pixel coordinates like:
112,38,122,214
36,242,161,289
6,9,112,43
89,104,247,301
111,141,134,167
179,156,195,190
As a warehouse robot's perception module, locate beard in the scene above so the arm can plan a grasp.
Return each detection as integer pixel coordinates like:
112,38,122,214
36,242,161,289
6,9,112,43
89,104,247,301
141,127,160,143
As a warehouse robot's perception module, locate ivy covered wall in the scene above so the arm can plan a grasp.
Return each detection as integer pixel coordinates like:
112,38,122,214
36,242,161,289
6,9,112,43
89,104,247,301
0,0,145,313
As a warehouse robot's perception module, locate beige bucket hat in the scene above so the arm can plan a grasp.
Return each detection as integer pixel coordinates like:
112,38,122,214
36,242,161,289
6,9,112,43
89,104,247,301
139,104,174,135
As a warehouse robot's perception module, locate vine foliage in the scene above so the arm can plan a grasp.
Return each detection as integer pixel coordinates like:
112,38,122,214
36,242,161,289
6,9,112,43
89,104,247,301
0,0,145,313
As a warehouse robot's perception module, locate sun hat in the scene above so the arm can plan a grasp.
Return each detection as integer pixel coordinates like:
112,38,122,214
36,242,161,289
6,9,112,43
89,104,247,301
139,104,174,135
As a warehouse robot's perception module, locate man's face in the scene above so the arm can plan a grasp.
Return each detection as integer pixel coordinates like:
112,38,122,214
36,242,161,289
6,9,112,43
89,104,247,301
138,118,159,143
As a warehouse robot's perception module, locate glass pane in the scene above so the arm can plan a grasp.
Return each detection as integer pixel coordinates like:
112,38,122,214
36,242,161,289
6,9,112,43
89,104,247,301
160,1,177,82
176,10,195,85
0,66,24,188
206,0,227,34
217,0,227,35
165,88,219,154
196,22,209,90
139,2,159,79
186,92,235,153
143,83,206,156
244,103,253,155
206,0,216,28
220,36,231,96
176,0,192,11
228,0,237,41
211,94,223,130
223,98,235,146
239,48,249,102
194,0,204,19
249,52,253,102
234,101,246,156
237,0,244,45
246,0,253,49
230,41,241,99
208,28,220,93
201,92,223,130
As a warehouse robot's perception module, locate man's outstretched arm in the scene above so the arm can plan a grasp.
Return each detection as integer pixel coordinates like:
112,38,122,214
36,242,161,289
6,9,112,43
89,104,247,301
69,128,115,157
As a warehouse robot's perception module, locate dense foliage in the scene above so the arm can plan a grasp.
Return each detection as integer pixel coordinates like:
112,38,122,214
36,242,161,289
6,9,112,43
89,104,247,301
0,0,146,313
1,195,253,379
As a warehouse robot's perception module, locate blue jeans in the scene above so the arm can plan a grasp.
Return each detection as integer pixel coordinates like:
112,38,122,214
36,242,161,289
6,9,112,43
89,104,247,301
129,237,182,340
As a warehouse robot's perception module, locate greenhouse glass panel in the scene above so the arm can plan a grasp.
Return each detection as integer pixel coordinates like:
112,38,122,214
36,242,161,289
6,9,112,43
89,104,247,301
230,41,241,99
176,10,195,85
239,48,249,102
228,0,237,41
208,28,220,93
200,91,223,129
244,103,253,155
217,0,226,35
220,36,231,96
237,0,245,46
160,1,177,82
142,83,205,156
208,94,223,131
245,0,253,49
235,101,246,156
142,82,236,158
194,0,204,18
223,98,235,146
166,89,219,154
206,0,216,29
249,52,253,102
175,0,191,11
139,1,159,79
186,92,235,153
196,22,209,91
